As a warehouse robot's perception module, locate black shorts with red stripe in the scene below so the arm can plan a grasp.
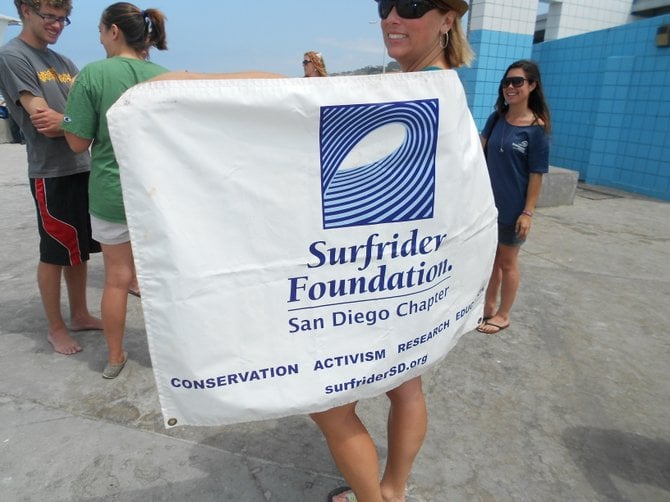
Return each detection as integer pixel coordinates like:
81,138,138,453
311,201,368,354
30,172,101,266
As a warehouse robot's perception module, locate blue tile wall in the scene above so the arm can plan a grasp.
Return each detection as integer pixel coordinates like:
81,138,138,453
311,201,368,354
459,30,533,131
458,13,670,200
532,14,670,200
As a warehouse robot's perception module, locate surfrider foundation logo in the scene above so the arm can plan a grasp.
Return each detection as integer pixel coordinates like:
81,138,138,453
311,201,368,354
319,99,439,229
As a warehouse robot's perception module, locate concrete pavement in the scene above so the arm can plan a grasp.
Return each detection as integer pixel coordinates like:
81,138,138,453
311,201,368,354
1,142,669,502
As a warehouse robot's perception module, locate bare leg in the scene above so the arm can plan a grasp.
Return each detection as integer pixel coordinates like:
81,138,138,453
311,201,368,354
380,377,427,502
311,403,383,502
64,261,102,331
482,259,502,320
479,244,520,334
128,270,140,297
38,261,81,355
100,242,134,365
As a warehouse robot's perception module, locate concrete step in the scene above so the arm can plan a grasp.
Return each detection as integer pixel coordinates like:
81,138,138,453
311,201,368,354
538,166,579,207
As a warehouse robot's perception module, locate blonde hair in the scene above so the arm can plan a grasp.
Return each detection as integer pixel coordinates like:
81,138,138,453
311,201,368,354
304,51,327,77
434,1,474,68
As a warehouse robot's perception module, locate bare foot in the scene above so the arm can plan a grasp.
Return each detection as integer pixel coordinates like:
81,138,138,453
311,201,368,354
70,314,103,332
48,327,83,355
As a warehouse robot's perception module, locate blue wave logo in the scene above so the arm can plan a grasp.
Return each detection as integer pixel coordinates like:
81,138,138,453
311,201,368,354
319,99,438,229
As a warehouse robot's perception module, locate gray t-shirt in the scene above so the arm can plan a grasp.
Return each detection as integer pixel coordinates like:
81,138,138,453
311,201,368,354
0,37,89,178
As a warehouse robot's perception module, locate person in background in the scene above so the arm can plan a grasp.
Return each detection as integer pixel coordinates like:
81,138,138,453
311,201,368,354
9,112,25,143
62,2,169,378
1,96,25,143
303,50,327,77
477,59,551,335
0,0,102,355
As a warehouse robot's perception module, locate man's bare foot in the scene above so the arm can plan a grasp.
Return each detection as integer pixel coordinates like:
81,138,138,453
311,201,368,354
48,327,83,355
70,314,103,332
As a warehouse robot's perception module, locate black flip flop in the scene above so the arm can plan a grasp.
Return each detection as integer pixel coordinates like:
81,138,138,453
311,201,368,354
327,486,355,502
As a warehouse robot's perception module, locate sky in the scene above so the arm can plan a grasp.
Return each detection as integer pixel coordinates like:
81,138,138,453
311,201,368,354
0,0,392,77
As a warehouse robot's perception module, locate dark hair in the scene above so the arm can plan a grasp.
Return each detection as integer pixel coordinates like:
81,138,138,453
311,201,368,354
496,59,551,134
14,0,72,19
100,2,167,54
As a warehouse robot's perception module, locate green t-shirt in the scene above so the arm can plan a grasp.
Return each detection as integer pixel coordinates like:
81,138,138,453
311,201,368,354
63,57,168,223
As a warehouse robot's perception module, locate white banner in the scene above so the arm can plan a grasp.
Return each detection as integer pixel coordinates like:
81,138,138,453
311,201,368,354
108,71,497,427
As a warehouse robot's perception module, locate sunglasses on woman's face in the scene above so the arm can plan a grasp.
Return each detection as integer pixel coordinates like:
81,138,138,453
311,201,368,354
376,0,438,20
502,76,530,88
302,60,311,66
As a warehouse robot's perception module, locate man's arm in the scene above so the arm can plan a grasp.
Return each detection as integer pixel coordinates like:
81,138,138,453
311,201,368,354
19,92,64,138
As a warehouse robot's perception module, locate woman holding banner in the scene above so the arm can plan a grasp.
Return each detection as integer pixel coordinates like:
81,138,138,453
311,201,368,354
62,2,169,378
313,1,474,501
149,0,474,499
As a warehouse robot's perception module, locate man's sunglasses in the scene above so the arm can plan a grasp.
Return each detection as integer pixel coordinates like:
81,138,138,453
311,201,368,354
502,77,530,88
376,0,438,20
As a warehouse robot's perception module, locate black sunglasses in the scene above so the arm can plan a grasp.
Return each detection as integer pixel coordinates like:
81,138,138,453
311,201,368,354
302,60,311,66
502,77,530,88
376,0,438,20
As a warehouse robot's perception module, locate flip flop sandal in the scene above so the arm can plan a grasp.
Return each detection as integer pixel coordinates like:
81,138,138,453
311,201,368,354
327,486,356,502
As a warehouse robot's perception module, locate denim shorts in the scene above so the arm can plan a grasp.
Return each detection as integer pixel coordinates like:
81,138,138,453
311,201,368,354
498,222,526,247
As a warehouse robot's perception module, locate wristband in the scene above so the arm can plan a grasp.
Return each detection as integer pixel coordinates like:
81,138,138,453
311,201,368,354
521,210,533,217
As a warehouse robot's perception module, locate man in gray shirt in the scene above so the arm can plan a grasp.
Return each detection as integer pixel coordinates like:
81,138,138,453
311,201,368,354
0,0,101,354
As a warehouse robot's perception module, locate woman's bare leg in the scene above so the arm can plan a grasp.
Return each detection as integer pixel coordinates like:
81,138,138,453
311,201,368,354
100,242,134,364
311,402,383,502
479,243,520,333
380,377,427,502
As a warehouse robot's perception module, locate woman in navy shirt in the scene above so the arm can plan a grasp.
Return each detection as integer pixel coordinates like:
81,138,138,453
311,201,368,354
479,60,551,335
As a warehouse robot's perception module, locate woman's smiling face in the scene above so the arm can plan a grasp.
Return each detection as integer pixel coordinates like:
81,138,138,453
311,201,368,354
503,68,537,106
381,5,455,71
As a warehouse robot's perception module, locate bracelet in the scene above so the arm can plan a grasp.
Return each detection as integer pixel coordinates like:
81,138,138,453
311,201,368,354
521,210,533,217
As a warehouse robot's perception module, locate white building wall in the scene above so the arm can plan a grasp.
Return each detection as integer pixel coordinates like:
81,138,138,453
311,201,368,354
469,0,539,35
544,0,635,40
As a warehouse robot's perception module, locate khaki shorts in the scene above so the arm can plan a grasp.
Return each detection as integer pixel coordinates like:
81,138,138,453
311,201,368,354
90,215,130,245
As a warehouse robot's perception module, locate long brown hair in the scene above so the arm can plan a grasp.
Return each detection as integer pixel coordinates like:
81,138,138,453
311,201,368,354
100,2,167,54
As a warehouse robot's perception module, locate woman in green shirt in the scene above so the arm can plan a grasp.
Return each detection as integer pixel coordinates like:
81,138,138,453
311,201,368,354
63,2,169,379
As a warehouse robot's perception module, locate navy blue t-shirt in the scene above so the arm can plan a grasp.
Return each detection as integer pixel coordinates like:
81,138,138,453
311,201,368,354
482,112,549,225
